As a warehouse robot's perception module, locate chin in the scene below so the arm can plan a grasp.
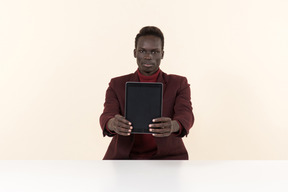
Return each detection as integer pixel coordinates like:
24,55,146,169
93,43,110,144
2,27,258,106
143,68,155,72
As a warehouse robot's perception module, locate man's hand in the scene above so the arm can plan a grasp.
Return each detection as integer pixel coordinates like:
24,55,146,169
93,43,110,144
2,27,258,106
107,114,133,136
149,117,180,137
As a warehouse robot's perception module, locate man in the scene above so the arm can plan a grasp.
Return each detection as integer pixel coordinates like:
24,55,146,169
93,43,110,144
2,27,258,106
99,26,194,160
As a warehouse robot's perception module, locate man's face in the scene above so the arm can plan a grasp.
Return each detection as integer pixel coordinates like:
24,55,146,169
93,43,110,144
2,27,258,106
134,35,164,76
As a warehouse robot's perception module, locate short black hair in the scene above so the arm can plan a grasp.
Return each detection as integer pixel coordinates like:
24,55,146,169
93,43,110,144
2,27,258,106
135,26,164,50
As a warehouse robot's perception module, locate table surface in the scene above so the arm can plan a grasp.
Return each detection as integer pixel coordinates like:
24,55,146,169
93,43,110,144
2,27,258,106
0,160,288,192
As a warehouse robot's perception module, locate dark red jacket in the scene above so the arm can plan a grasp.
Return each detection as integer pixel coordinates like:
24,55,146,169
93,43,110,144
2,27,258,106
99,70,194,160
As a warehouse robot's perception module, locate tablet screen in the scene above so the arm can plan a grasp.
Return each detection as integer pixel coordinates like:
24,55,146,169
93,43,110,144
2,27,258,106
125,82,163,134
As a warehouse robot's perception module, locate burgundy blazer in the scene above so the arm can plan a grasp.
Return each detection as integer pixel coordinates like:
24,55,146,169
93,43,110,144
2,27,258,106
99,70,194,160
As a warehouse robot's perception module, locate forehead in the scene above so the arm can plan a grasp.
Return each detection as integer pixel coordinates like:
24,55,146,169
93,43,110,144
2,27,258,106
137,35,162,49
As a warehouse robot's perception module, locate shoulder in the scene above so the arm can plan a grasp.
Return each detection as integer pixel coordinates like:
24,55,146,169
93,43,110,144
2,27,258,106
111,73,134,82
162,72,189,84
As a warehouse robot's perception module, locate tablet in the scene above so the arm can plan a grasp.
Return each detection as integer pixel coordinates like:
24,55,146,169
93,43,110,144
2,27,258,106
125,82,163,134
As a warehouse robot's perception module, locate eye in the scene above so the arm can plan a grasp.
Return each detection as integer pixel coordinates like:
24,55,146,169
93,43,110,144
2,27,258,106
151,51,160,54
138,50,145,53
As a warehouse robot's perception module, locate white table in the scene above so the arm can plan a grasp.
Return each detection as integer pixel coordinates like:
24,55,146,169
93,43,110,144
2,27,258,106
0,161,288,192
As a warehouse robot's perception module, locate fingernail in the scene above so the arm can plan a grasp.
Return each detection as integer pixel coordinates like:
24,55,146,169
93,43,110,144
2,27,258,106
152,119,155,122
149,129,152,132
149,124,152,127
152,134,155,136
129,122,132,125
130,126,133,129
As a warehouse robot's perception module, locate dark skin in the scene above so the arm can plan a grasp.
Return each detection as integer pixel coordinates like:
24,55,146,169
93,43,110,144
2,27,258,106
107,35,180,137
134,35,164,76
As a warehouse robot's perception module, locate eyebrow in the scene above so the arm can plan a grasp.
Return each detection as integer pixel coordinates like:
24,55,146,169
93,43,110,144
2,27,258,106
138,48,161,51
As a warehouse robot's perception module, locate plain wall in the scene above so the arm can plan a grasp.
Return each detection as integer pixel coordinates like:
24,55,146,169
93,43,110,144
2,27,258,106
0,0,287,159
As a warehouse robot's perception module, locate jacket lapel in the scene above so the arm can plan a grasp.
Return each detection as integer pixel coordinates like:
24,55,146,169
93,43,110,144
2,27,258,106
157,70,167,95
129,71,140,82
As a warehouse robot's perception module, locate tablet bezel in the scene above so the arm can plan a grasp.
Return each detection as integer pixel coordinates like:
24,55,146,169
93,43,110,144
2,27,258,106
125,82,163,134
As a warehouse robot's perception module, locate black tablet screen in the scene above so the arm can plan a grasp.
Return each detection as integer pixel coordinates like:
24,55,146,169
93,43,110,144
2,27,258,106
125,82,163,134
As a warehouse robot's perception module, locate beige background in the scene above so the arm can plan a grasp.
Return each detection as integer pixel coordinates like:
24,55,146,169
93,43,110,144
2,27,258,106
0,0,287,160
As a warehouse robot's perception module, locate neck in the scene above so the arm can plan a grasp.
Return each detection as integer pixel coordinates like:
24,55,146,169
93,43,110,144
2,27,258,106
138,69,159,76
137,68,160,82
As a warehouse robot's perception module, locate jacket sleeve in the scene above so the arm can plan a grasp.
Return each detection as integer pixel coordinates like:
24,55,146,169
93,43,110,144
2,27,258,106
99,80,120,137
173,77,194,137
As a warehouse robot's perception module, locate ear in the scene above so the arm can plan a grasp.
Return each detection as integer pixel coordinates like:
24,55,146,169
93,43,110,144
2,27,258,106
133,49,136,58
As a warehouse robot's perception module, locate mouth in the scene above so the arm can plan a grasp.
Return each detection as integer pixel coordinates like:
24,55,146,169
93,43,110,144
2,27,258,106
142,63,154,67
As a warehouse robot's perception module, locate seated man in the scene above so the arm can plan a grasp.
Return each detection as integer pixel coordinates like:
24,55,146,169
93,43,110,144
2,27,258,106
99,26,194,160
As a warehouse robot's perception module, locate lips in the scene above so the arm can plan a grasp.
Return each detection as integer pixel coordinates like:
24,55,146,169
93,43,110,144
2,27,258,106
142,63,154,67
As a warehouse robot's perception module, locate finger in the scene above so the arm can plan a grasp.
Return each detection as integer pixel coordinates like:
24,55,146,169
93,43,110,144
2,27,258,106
116,126,132,133
115,115,132,125
114,122,133,133
117,128,132,135
149,128,171,134
152,132,171,137
115,121,132,129
149,122,171,128
115,130,131,136
114,127,132,136
152,117,171,123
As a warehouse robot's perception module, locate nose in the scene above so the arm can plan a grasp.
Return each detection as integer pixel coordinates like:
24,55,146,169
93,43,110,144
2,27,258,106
144,53,152,60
